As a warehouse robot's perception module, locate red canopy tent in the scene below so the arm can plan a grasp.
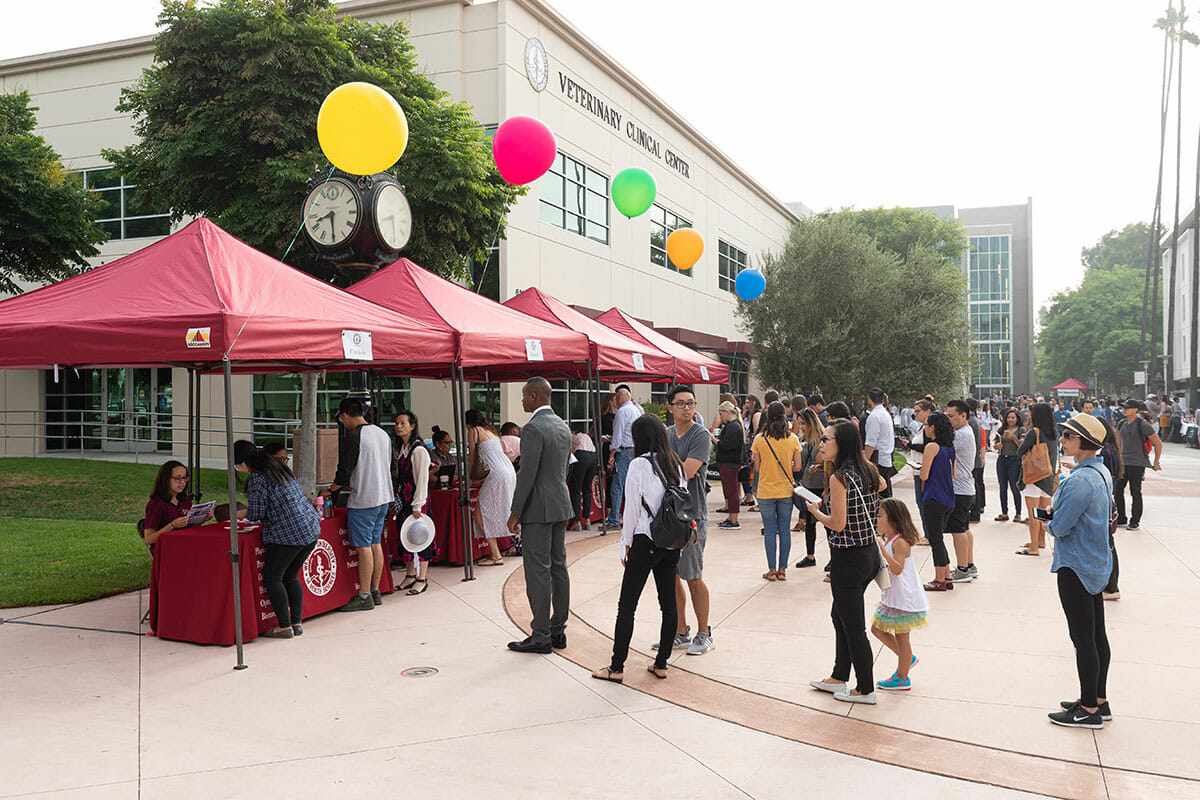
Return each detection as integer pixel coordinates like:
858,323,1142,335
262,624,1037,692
1052,378,1089,393
595,308,729,384
503,288,675,381
346,257,591,379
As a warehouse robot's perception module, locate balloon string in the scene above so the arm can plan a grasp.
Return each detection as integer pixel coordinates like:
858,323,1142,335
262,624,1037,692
224,166,337,359
472,215,504,294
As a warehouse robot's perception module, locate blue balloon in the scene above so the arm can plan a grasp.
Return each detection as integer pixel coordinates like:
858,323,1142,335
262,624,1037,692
735,268,766,301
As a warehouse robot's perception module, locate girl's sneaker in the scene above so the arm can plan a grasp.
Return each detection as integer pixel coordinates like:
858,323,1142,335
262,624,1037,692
877,675,911,691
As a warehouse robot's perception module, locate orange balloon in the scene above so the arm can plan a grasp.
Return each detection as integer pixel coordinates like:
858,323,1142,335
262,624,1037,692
666,228,704,270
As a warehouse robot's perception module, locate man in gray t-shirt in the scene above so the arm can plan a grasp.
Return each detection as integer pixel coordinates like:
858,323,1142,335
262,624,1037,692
946,400,978,582
1115,399,1163,529
664,385,715,656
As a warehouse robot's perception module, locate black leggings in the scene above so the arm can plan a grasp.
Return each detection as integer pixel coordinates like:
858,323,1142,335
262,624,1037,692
829,544,876,694
1114,465,1145,525
1057,568,1111,707
263,541,317,628
802,505,818,557
609,536,680,672
922,498,953,568
1105,532,1119,594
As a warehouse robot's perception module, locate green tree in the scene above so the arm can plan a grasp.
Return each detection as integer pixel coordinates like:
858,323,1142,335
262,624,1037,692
740,215,970,403
104,0,520,281
1036,265,1145,395
1080,222,1152,273
0,91,108,295
822,206,968,265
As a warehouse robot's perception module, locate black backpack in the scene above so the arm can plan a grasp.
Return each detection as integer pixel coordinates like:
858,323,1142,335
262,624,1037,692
639,455,698,550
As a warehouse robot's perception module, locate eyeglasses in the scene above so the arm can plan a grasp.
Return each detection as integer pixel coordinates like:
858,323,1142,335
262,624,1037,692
672,400,697,408
171,475,188,482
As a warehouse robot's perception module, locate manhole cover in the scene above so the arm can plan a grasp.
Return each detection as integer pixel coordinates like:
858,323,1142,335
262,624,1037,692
401,667,438,678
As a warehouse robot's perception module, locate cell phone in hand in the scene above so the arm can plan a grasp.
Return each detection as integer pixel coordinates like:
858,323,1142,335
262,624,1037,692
1033,507,1053,521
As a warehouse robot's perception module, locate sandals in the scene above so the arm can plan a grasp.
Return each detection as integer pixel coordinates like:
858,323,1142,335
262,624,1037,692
763,569,778,581
776,568,787,581
398,574,418,592
407,578,429,595
476,557,504,567
994,514,1009,522
591,666,623,683
1015,547,1040,556
647,664,668,679
1012,515,1024,523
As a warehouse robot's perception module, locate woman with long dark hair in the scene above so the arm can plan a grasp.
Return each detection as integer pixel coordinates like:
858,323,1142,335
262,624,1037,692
466,408,516,567
233,440,321,638
919,412,957,590
805,421,886,704
740,394,763,511
592,413,687,683
993,408,1025,523
1096,417,1124,601
1016,402,1059,556
392,410,437,595
793,407,825,568
143,460,208,547
751,401,803,580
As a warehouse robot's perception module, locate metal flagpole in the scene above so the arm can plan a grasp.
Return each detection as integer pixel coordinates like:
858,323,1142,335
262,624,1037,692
223,358,247,670
186,368,195,501
194,369,203,501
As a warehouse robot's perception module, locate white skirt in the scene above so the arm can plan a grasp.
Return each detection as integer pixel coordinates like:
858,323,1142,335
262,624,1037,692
1021,484,1050,500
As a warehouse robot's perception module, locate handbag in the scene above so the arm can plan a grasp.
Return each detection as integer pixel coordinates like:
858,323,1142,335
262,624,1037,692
469,435,491,482
874,539,892,591
1020,428,1053,485
763,435,805,511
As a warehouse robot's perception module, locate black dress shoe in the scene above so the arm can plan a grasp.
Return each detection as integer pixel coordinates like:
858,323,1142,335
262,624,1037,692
551,634,567,649
507,636,551,654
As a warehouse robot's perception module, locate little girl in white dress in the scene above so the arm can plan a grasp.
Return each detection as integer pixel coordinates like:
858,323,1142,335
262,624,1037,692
871,498,929,691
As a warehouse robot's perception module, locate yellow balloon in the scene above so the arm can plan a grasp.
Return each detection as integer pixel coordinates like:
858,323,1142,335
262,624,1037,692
317,82,409,175
666,228,704,270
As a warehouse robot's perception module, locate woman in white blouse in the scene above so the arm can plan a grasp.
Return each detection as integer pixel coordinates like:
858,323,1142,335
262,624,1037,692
592,413,686,683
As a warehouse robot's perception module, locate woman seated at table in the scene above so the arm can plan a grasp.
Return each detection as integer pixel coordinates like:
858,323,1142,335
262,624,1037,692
466,409,516,566
392,410,437,594
233,440,321,639
429,426,455,479
143,460,210,547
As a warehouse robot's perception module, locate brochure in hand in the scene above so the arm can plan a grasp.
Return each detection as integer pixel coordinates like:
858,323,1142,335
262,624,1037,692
186,501,216,526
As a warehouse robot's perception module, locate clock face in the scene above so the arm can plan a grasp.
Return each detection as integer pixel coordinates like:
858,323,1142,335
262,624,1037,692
374,183,412,251
302,179,359,247
525,38,548,92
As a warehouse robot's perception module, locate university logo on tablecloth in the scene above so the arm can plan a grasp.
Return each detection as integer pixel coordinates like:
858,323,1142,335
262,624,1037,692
303,538,337,596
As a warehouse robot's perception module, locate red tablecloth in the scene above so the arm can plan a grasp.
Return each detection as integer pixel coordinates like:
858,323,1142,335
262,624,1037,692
426,488,512,565
149,510,395,645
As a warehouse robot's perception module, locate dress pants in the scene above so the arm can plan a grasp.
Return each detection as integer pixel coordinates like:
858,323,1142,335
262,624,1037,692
1114,465,1145,525
609,536,680,672
521,520,570,644
568,450,598,522
829,544,877,695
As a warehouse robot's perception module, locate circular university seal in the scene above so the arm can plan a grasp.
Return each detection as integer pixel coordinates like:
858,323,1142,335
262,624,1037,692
303,538,337,596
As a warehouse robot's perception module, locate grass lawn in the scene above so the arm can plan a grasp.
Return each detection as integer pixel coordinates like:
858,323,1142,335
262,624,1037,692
0,518,151,608
0,458,245,608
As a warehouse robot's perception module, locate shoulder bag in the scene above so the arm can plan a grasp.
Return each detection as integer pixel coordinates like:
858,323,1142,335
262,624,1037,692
763,436,805,511
1020,428,1053,485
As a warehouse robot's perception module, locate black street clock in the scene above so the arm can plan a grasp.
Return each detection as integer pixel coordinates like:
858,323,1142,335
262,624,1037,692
301,168,412,278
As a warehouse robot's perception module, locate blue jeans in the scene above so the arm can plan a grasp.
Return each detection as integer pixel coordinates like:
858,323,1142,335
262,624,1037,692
996,454,1021,515
607,448,633,524
759,497,793,570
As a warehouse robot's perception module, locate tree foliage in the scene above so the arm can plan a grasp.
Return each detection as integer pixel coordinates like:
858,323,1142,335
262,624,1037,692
104,0,520,281
1080,222,1153,274
739,214,970,403
822,206,968,265
0,91,108,294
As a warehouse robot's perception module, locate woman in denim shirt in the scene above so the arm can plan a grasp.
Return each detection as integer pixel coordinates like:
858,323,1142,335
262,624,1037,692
1046,414,1113,729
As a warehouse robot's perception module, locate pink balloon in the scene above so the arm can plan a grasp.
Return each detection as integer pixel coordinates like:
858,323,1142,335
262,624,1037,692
492,116,557,185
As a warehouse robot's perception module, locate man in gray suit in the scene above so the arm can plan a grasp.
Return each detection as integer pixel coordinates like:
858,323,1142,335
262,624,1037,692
506,377,573,654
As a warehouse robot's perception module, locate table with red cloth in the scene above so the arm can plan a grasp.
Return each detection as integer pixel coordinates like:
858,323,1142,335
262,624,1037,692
149,509,395,645
425,487,514,565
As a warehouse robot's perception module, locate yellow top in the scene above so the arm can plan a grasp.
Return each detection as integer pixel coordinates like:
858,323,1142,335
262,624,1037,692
752,433,802,499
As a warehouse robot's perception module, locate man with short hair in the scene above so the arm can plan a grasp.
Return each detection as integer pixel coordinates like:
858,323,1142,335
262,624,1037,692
1115,398,1163,531
1053,401,1071,426
1081,399,1096,416
809,394,827,425
507,377,574,653
862,387,896,498
660,384,716,656
320,397,393,611
965,397,985,522
945,400,978,583
605,387,642,527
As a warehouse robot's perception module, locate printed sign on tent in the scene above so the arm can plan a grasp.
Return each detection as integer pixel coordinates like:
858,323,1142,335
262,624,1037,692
700,365,710,381
186,327,211,348
524,338,544,361
341,330,373,361
631,353,645,371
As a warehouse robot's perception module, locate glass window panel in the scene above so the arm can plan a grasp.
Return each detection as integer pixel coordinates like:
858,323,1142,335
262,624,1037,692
585,168,607,193
92,190,119,220
539,202,564,227
124,216,171,239
568,184,586,216
123,186,163,217
569,158,585,184
86,169,121,189
539,173,563,204
100,220,121,239
585,190,607,224
586,221,608,244
567,213,584,236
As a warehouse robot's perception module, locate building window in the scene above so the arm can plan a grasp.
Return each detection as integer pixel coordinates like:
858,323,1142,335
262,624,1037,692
720,354,750,397
538,153,609,245
650,382,671,406
649,204,693,277
470,242,500,301
251,373,410,441
718,240,748,294
550,380,599,433
967,235,1010,302
971,342,1012,389
79,167,170,240
467,382,501,427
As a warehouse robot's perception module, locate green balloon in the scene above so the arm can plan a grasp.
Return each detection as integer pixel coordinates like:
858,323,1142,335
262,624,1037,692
611,167,657,218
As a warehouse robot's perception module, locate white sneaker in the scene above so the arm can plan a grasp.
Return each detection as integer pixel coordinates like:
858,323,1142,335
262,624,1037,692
686,630,714,655
834,688,877,704
809,679,847,693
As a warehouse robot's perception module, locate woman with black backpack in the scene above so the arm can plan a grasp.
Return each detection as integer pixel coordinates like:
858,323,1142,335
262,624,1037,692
592,413,687,683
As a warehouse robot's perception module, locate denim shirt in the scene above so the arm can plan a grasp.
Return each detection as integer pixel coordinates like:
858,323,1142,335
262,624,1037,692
1047,455,1112,594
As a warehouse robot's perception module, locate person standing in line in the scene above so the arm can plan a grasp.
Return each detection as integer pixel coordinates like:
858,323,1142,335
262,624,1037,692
966,397,986,523
1046,413,1114,729
507,377,574,654
809,394,827,426
863,387,896,498
903,399,936,535
1053,399,1071,426
740,394,763,511
599,391,618,520
233,440,320,638
661,385,716,655
711,400,745,529
750,401,803,581
591,414,687,683
993,408,1025,523
1015,402,1059,556
944,400,978,583
794,407,825,568
499,422,522,465
391,411,437,593
320,398,393,612
466,409,517,568
605,387,642,527
871,498,929,691
919,412,957,591
1115,398,1162,531
806,421,887,704
567,423,598,531
1095,416,1123,601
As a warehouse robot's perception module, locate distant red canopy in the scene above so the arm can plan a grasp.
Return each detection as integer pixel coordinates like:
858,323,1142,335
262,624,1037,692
596,308,729,384
1052,378,1089,392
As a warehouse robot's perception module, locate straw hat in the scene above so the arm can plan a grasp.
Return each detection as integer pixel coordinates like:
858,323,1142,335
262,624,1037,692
1060,413,1106,450
400,514,436,553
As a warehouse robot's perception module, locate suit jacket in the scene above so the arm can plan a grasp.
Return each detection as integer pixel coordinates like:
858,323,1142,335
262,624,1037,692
510,407,573,524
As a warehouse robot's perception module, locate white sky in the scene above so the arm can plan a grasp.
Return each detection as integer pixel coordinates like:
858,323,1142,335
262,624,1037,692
3,0,1195,314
